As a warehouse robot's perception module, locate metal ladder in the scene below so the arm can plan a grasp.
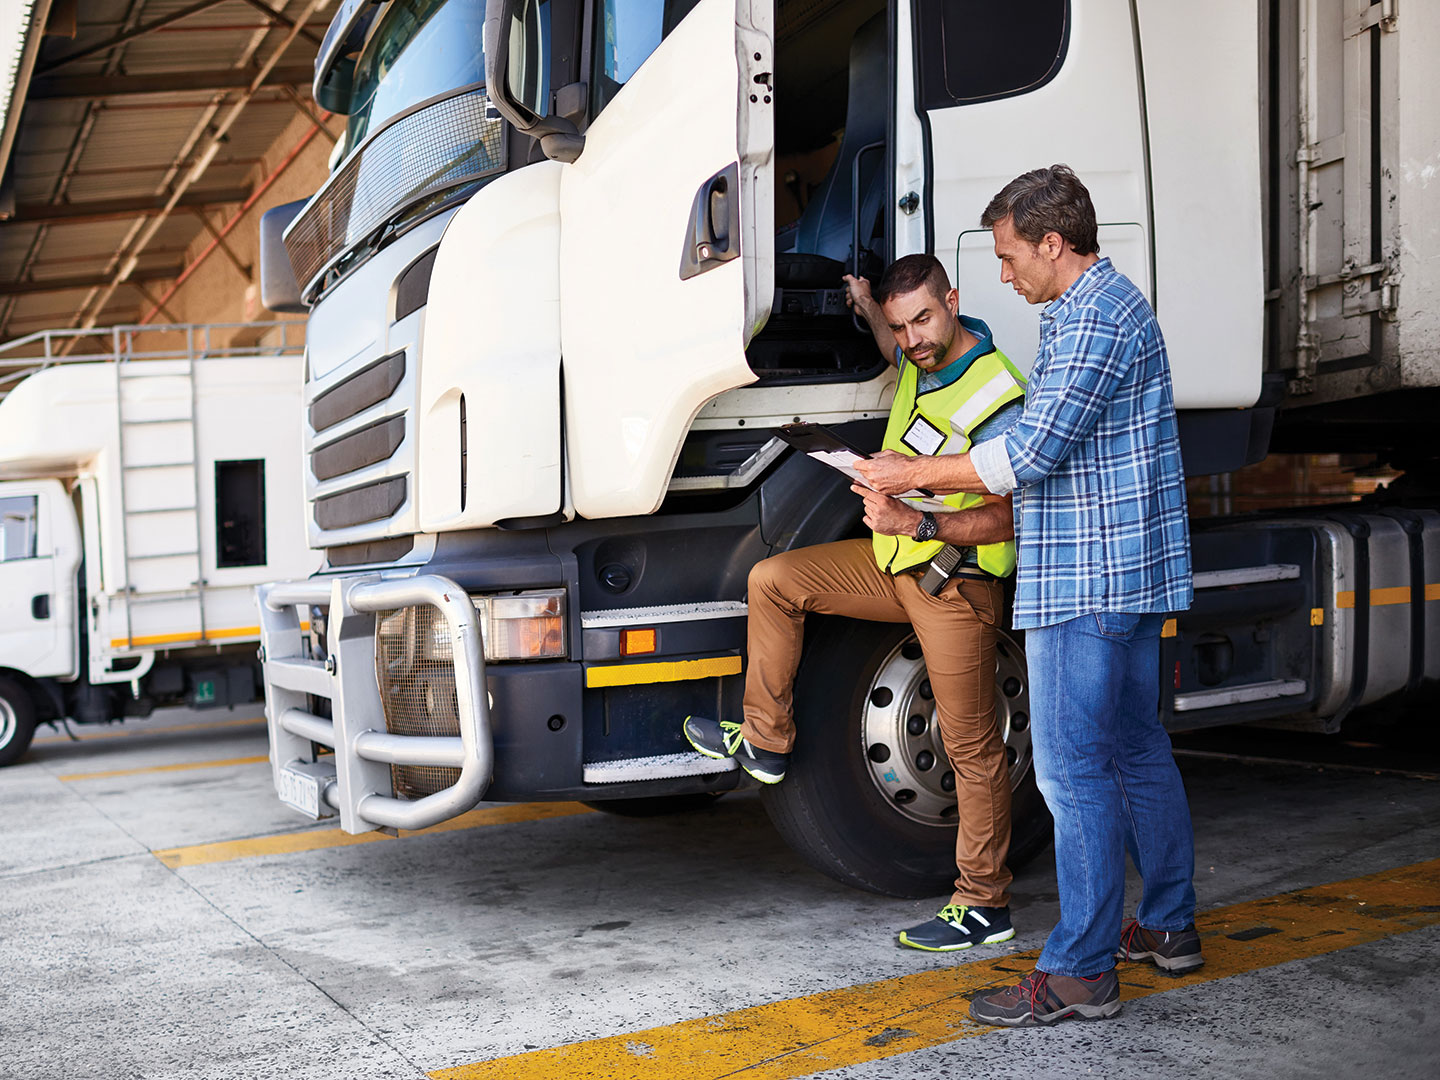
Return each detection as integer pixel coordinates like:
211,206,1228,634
114,358,207,650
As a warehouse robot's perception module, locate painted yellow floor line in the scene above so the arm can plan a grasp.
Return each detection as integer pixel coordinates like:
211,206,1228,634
153,802,595,869
429,858,1440,1080
58,754,269,782
33,715,267,745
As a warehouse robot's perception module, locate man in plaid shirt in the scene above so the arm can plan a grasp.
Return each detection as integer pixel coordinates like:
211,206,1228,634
856,165,1199,1026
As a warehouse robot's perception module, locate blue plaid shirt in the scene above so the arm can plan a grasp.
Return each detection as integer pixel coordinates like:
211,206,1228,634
970,258,1192,628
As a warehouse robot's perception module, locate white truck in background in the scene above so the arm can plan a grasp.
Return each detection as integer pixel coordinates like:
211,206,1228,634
252,0,1439,897
0,324,320,765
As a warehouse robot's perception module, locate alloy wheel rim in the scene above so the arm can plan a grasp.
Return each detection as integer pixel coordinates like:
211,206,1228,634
859,630,1032,827
0,697,17,748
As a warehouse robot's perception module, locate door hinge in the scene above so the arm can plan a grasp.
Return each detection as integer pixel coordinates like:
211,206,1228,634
1344,0,1397,38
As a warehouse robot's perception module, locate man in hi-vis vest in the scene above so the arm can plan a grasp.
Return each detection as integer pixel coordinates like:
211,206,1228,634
685,254,1027,952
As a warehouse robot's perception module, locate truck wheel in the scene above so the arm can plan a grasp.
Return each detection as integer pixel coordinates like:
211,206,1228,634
0,676,39,768
761,620,1051,898
582,793,727,817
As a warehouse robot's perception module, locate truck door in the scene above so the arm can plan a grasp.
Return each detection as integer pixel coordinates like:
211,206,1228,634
898,0,1151,376
557,0,775,518
0,480,81,679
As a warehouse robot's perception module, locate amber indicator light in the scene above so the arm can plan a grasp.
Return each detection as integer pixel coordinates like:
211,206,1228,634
621,628,657,656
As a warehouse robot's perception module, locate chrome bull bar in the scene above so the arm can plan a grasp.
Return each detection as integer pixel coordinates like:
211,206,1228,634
256,574,493,833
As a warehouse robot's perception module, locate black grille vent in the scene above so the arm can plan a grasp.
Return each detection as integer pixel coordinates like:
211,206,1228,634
395,248,438,322
314,476,407,530
310,350,405,433
312,415,404,481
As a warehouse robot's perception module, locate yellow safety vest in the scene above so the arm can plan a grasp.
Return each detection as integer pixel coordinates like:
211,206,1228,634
871,347,1026,576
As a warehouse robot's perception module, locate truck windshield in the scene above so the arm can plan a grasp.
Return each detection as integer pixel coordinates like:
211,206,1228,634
348,0,487,147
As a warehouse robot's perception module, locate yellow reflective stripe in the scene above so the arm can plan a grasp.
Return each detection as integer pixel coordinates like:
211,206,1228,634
153,803,594,868
108,621,308,649
31,715,266,744
58,755,268,782
1427,583,1440,602
428,857,1440,1080
585,655,742,689
1161,618,1177,638
1335,588,1419,611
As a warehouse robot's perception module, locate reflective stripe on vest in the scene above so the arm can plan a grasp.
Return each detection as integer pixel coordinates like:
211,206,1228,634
871,347,1026,577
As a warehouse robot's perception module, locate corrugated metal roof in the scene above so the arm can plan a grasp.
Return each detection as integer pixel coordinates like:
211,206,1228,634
0,0,330,342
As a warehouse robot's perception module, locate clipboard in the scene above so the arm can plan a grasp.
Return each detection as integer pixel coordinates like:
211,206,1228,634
778,423,950,512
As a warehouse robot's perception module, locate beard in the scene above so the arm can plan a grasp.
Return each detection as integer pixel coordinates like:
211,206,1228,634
905,327,955,370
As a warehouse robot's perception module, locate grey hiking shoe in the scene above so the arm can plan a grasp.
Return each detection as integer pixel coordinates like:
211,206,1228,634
898,904,1014,952
968,968,1121,1027
1117,919,1204,974
682,715,789,784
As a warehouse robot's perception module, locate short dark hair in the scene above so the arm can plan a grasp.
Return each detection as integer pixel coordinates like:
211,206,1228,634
874,253,951,306
980,164,1100,256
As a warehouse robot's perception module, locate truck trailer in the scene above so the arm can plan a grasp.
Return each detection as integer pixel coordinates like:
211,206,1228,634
253,0,1439,896
0,324,320,765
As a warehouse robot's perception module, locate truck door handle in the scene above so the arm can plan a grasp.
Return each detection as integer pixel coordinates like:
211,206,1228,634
679,163,741,281
32,594,50,620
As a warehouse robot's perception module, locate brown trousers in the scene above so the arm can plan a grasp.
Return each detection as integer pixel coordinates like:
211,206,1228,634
742,538,1013,907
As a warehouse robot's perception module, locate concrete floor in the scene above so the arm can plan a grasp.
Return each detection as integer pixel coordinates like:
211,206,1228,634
2,706,1437,1080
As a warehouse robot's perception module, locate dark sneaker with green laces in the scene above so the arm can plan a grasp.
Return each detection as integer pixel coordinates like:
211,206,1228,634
968,968,1121,1027
682,715,789,784
898,904,1014,952
1116,919,1204,974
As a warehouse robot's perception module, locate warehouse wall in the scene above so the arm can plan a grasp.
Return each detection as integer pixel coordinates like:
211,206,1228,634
162,109,343,345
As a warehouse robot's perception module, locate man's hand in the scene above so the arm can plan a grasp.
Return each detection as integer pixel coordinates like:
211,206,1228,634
842,274,875,315
844,275,901,367
853,449,925,496
853,483,923,537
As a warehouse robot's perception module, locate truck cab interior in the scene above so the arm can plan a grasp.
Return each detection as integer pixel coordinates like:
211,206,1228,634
746,0,890,385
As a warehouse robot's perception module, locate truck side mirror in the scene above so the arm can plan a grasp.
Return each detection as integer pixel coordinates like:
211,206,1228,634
483,0,585,163
259,199,310,314
313,0,384,114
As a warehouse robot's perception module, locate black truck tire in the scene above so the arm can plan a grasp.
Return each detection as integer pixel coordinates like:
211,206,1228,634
761,620,1051,898
0,676,39,768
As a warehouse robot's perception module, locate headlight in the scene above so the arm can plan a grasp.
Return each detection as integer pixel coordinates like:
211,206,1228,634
476,588,566,661
377,588,566,667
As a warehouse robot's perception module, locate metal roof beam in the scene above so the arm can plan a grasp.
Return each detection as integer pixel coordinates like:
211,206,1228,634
0,267,183,296
235,0,325,48
28,66,317,100
2,188,252,227
36,0,232,76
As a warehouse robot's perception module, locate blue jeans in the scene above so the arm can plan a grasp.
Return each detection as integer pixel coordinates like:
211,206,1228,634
1027,612,1196,976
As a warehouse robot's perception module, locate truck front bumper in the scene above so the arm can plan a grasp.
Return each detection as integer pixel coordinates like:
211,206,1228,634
257,574,494,834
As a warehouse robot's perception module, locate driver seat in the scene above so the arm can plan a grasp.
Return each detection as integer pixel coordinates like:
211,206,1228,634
774,13,888,290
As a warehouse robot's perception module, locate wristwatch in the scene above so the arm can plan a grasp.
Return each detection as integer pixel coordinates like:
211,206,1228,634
913,511,938,543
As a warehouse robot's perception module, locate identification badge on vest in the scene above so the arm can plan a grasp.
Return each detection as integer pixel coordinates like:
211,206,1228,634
900,414,946,456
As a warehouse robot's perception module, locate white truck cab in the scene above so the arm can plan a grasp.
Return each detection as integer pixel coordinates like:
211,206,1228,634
0,479,81,682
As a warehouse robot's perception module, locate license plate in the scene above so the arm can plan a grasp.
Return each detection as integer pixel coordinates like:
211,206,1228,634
277,761,336,819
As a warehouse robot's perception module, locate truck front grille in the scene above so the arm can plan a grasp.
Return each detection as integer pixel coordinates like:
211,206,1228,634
375,606,462,799
308,349,411,547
